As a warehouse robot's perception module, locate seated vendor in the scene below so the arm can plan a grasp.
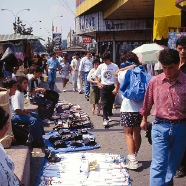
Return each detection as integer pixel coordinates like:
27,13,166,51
11,76,45,148
27,67,45,99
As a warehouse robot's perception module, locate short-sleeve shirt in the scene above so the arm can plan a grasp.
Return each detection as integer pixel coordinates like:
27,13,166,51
87,68,98,86
118,70,143,112
28,77,38,93
11,90,24,116
0,143,19,186
79,56,93,72
96,63,119,85
47,58,60,70
71,58,81,71
60,62,71,77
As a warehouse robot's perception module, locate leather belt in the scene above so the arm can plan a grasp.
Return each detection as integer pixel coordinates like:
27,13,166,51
155,117,186,124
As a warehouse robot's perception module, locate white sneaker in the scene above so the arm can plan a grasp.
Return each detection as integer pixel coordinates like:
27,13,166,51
103,119,109,126
78,90,83,94
108,117,112,122
125,160,139,170
63,89,66,92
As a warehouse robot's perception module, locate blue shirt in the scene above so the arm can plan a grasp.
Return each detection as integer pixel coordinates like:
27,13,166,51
47,57,60,70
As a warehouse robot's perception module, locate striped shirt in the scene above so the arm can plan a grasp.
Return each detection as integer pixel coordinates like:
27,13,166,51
141,71,186,120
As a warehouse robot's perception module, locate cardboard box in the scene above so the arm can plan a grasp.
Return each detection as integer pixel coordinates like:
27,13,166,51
0,90,13,148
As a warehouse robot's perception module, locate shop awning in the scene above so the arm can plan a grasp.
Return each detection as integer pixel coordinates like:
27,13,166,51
153,0,181,40
0,34,44,42
63,45,87,52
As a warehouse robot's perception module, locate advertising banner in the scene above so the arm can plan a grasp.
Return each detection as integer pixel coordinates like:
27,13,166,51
52,33,62,50
82,36,92,43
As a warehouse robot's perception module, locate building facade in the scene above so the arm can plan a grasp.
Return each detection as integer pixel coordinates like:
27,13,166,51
75,0,154,65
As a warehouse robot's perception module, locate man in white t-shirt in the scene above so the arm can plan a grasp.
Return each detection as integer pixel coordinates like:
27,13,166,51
95,52,119,127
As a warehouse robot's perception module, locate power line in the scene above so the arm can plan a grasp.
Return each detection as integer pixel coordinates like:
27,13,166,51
58,0,75,16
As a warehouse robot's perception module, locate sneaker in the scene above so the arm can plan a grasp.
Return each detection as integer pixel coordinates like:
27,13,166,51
78,90,83,94
103,119,109,126
85,96,89,101
126,160,139,170
108,117,112,122
73,88,77,92
63,89,66,92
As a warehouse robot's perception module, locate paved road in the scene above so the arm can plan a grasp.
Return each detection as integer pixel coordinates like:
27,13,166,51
30,75,186,186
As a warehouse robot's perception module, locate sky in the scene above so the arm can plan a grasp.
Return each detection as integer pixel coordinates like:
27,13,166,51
0,0,76,44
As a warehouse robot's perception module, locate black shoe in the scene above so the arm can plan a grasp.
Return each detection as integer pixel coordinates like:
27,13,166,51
175,169,186,178
85,96,89,101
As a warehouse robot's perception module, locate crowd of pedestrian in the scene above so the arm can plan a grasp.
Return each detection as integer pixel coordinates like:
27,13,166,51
0,36,186,186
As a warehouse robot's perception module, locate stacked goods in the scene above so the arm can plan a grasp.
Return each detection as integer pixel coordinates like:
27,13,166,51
44,100,99,153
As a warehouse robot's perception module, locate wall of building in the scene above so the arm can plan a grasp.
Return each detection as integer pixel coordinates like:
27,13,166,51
76,0,102,17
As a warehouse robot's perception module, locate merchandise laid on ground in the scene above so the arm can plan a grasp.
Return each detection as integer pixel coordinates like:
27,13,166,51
38,153,132,186
37,99,131,186
43,100,100,153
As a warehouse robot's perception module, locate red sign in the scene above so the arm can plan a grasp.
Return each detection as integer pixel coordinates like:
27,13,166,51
82,37,92,44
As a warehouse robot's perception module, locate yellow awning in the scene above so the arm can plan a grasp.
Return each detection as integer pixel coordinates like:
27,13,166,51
153,0,181,40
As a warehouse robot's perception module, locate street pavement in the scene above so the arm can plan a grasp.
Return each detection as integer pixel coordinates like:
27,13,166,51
30,74,186,186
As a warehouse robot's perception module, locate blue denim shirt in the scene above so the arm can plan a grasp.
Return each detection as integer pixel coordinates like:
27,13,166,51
47,58,60,70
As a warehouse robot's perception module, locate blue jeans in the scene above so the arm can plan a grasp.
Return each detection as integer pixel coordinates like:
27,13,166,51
83,71,90,97
3,71,12,78
150,118,186,186
48,69,56,90
12,112,44,146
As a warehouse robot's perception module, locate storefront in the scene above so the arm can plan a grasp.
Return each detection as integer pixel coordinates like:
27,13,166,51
76,11,153,63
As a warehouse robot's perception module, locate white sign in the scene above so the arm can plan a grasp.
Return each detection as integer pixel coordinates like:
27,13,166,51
76,12,147,35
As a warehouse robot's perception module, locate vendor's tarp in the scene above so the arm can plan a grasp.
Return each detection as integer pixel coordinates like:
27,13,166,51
44,131,100,153
0,34,44,42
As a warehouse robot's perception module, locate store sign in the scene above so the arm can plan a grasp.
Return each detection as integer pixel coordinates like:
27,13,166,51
82,36,92,43
76,12,146,35
52,33,62,50
76,12,98,34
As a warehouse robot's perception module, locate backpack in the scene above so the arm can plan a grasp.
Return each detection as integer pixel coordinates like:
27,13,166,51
120,65,152,102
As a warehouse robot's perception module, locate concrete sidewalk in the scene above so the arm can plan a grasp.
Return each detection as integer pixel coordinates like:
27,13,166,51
30,75,186,186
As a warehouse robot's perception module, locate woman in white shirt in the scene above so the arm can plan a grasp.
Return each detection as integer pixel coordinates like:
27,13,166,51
0,107,20,186
87,59,101,115
117,52,143,170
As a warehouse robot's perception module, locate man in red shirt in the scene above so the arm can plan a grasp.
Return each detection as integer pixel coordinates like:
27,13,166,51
175,36,186,178
140,49,186,186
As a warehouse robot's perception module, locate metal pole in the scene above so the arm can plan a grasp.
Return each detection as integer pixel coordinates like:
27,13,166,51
1,8,30,34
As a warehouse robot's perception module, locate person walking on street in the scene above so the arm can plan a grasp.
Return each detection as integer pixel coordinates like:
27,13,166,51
95,52,119,127
140,49,186,186
117,52,143,170
71,52,82,92
60,57,71,92
47,52,61,91
87,58,101,115
174,36,186,178
78,51,93,100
